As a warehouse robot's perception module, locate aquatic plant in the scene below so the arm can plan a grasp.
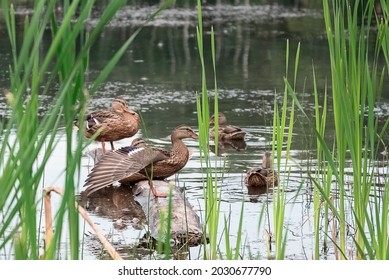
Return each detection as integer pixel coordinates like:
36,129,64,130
0,0,171,259
195,0,247,260
287,0,389,259
195,0,221,260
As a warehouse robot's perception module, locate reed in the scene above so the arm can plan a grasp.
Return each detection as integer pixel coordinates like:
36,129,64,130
269,40,298,260
195,0,247,260
360,0,389,260
311,65,331,260
195,0,220,260
287,0,388,259
155,187,174,259
0,0,170,259
323,0,384,259
222,202,244,260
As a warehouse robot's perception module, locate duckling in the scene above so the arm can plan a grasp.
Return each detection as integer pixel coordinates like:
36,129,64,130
84,125,198,198
209,112,246,141
244,152,278,188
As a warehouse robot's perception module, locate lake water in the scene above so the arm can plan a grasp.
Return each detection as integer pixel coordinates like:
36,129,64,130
1,2,388,260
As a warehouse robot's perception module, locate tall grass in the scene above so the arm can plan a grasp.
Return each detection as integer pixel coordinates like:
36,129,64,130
287,0,389,259
323,0,384,259
0,0,171,260
195,0,247,260
195,0,220,260
311,65,331,260
269,40,298,260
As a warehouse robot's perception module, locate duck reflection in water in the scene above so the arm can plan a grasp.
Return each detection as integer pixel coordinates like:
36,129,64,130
210,138,247,156
79,187,145,230
246,184,271,203
79,187,192,259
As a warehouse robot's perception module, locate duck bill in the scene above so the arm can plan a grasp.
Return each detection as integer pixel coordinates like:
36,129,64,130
191,133,199,140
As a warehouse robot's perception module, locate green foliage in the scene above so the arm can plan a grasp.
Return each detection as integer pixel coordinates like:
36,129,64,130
0,0,170,260
288,0,389,260
270,40,298,260
195,0,221,260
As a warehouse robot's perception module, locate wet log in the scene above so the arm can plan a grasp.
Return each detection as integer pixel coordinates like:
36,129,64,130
133,180,203,247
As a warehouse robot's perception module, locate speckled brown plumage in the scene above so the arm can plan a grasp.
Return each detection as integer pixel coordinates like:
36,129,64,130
244,152,278,188
79,97,139,153
209,112,246,140
84,125,198,197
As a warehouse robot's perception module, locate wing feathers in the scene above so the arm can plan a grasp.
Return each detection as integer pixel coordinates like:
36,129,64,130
84,146,168,195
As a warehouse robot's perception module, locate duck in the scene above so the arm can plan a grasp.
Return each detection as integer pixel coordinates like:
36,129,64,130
244,152,278,188
77,97,140,154
209,112,246,141
84,125,198,198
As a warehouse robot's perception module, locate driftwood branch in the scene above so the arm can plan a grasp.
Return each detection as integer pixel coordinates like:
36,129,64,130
43,186,123,260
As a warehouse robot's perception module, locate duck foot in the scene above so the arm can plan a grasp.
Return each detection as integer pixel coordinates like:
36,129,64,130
110,141,115,150
148,180,168,198
101,142,107,154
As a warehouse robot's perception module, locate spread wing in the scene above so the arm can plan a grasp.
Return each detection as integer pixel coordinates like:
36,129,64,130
84,146,168,195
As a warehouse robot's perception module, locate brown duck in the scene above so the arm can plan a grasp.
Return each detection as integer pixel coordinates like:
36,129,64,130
79,97,140,154
209,112,246,140
244,152,278,188
84,125,198,198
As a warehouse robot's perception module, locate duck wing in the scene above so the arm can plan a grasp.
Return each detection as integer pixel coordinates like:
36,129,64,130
86,110,122,129
222,125,246,140
150,146,171,157
222,124,245,134
84,146,168,195
244,168,266,187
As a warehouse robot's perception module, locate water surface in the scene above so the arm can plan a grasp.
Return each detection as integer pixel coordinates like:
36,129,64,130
1,2,388,260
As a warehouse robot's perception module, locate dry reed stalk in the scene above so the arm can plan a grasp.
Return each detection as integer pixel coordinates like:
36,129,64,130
43,188,54,250
264,228,272,258
43,186,123,260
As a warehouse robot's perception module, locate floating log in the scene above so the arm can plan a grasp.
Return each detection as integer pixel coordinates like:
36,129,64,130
133,180,203,247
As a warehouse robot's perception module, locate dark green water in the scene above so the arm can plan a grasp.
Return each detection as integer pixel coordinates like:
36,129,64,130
1,2,388,260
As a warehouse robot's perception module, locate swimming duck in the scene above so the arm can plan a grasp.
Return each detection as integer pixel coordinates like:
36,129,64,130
78,97,140,154
84,125,198,198
244,152,278,188
209,112,246,141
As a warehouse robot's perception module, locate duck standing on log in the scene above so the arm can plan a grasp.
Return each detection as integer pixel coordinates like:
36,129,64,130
209,112,246,141
75,97,140,154
84,125,198,198
244,152,278,188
